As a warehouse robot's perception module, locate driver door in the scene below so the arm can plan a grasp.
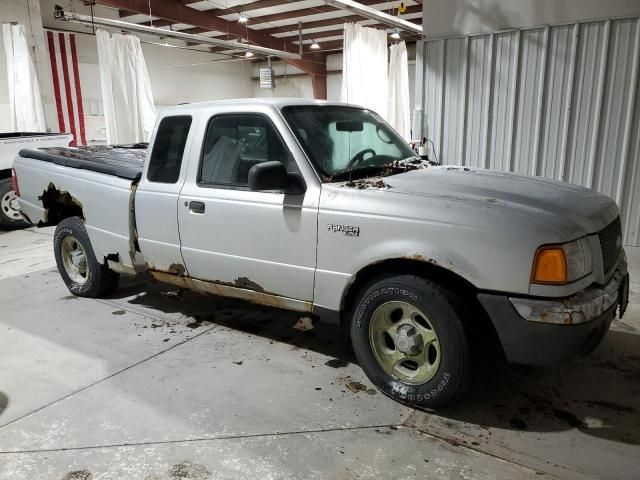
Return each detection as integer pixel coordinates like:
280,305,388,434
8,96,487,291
177,110,319,304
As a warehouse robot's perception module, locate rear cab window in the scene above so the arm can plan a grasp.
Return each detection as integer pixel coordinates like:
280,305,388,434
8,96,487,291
147,115,192,183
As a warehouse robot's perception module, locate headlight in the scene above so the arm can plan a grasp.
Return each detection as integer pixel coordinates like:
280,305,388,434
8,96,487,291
531,238,593,285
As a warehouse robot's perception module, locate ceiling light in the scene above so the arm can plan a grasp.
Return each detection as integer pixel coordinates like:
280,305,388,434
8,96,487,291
238,13,248,23
310,40,320,50
390,29,401,40
245,50,255,58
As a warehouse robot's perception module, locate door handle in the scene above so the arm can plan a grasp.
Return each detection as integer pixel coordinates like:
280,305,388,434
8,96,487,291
188,201,205,214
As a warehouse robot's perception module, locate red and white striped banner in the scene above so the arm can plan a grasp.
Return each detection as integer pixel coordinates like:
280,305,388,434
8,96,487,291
46,30,86,146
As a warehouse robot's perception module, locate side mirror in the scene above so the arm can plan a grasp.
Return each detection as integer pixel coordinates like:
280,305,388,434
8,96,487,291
248,161,289,192
248,161,307,194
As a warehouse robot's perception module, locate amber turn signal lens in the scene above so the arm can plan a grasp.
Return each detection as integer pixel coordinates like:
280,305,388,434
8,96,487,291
532,247,567,284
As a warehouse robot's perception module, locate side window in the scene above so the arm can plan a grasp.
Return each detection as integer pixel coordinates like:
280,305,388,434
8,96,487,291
147,115,192,183
199,114,293,187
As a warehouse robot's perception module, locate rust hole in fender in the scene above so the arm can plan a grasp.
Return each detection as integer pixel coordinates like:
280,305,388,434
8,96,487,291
168,263,186,276
233,276,265,292
38,183,85,224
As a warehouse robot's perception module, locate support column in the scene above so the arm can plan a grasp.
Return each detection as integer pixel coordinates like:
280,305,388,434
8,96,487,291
309,52,327,100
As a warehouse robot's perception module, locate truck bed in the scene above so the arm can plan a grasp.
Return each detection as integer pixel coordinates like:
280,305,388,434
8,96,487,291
19,144,147,181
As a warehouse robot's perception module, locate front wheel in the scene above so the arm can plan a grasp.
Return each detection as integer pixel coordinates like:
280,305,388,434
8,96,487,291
0,177,28,229
350,275,472,408
53,217,119,297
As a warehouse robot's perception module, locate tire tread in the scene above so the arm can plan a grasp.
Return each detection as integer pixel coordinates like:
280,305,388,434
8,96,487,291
53,217,119,297
350,273,473,408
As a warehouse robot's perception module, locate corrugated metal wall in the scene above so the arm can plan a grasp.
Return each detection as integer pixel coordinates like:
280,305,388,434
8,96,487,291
414,16,640,246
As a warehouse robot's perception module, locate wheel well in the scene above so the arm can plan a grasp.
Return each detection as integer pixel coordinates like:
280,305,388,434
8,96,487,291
341,258,504,357
40,184,85,225
0,169,11,180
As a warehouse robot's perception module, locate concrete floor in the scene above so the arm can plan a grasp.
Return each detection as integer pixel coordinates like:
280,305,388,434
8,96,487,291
1,227,639,480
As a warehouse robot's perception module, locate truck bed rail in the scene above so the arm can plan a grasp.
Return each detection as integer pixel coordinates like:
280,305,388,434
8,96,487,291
19,144,147,181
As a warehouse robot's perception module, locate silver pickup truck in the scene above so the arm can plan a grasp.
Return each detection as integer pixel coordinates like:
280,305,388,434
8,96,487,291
13,99,630,408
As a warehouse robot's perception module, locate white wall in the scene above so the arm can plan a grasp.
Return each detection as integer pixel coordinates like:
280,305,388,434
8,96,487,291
251,57,331,101
64,33,253,142
252,51,417,113
69,33,253,106
422,0,640,38
0,0,56,132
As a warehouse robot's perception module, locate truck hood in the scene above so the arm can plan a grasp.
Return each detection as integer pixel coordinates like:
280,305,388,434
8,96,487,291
382,165,618,239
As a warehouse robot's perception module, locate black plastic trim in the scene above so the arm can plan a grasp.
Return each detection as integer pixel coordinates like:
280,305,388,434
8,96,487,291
19,148,142,181
477,292,616,366
0,132,69,139
312,305,342,325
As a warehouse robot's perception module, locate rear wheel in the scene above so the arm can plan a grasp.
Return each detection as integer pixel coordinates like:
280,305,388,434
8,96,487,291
53,217,119,297
350,274,472,408
0,177,28,229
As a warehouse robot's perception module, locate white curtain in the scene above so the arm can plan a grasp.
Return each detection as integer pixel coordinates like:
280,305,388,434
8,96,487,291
1,23,45,132
341,24,388,119
387,41,411,141
96,29,155,144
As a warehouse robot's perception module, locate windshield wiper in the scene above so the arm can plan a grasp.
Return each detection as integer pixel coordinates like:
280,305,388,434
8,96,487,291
329,165,389,182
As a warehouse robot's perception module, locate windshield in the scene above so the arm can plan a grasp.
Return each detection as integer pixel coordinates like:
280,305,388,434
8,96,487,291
282,106,419,180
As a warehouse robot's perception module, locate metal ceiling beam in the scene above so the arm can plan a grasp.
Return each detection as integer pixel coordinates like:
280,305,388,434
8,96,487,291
296,28,344,41
120,0,310,19
173,8,420,42
198,25,420,53
258,14,372,35
205,23,419,53
323,0,422,33
55,9,302,59
258,11,421,36
307,37,417,52
134,0,394,28
95,0,328,98
234,0,384,25
94,1,313,64
212,33,417,55
131,2,420,31
95,0,299,52
192,0,304,16
129,3,421,42
118,9,138,18
292,28,421,45
137,19,173,28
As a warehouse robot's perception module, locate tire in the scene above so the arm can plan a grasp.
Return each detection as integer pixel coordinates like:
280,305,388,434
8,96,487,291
53,217,119,297
0,177,29,229
350,274,472,409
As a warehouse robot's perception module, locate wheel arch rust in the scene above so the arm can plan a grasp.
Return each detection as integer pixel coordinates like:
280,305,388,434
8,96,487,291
339,257,504,357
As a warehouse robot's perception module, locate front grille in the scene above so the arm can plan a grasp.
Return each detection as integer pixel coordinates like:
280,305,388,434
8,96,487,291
598,217,622,275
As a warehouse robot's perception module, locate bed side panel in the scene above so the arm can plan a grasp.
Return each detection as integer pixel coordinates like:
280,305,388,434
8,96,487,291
15,156,135,266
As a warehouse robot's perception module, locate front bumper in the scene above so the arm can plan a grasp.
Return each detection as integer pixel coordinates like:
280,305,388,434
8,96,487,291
478,268,629,367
